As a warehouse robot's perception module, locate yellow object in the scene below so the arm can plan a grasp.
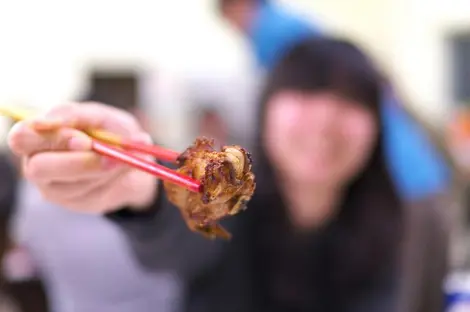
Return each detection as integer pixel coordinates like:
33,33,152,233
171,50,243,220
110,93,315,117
0,106,124,147
85,129,123,146
0,106,35,121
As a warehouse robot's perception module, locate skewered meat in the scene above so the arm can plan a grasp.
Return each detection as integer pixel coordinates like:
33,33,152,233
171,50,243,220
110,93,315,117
163,137,256,240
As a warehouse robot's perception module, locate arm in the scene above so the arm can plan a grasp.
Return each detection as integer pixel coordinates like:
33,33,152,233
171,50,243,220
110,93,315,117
106,178,230,279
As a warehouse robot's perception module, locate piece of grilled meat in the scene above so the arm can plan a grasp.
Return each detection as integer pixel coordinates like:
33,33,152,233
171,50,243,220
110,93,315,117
163,137,255,239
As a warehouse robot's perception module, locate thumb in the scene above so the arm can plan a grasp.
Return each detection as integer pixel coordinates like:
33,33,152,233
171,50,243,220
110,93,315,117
8,120,92,156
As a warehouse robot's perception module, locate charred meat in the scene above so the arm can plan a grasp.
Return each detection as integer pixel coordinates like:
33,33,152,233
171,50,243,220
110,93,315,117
163,137,255,239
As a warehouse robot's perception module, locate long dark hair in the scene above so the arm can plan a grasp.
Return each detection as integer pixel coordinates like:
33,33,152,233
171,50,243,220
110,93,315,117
248,37,404,307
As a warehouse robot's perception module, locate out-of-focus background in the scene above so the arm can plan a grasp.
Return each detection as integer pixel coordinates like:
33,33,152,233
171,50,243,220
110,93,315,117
0,0,470,311
0,0,469,145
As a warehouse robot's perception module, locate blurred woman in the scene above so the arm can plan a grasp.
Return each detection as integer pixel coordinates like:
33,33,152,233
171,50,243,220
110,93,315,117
8,37,449,312
197,107,228,147
241,37,448,311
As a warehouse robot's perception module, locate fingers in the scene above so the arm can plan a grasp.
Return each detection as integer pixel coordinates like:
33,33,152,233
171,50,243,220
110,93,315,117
8,101,149,158
37,168,126,202
45,102,143,136
39,178,110,200
8,120,92,157
6,101,156,214
37,179,115,214
23,151,108,182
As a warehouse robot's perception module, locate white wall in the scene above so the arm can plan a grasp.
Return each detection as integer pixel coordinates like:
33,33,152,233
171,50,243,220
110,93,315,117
0,0,468,147
0,0,253,148
285,0,470,125
274,0,451,124
383,0,470,124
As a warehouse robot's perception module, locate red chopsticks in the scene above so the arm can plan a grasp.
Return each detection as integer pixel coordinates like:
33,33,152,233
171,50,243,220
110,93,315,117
0,106,201,192
108,139,180,163
85,131,201,192
91,141,201,193
86,129,180,163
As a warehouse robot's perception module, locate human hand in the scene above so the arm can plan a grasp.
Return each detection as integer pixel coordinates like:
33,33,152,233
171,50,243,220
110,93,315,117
8,102,158,213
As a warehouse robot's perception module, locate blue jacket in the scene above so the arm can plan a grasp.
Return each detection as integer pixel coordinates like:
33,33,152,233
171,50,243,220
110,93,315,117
247,2,450,200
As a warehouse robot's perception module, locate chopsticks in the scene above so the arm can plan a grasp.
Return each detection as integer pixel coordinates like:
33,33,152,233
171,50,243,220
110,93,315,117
0,106,202,193
87,129,180,163
91,141,201,193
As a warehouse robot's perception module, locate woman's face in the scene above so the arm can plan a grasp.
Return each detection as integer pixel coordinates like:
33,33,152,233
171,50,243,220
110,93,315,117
264,91,377,188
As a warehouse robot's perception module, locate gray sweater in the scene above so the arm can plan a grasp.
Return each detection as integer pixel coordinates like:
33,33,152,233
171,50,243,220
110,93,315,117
107,180,449,312
10,180,185,312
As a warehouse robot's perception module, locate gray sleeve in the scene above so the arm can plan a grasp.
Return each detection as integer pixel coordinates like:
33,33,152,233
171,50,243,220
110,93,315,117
106,180,227,279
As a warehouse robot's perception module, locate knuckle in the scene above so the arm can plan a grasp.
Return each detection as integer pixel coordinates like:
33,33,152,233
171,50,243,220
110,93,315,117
81,102,110,117
51,129,73,150
68,102,107,129
36,128,77,152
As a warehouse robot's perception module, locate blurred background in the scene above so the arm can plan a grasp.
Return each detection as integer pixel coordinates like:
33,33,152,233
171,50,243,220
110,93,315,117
0,0,469,311
0,0,468,145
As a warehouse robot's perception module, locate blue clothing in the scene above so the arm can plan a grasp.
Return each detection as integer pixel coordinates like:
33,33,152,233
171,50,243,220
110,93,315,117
381,93,450,200
249,3,321,69
248,2,450,200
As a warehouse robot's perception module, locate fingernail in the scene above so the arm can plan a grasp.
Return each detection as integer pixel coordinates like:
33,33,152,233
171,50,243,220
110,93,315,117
68,135,91,151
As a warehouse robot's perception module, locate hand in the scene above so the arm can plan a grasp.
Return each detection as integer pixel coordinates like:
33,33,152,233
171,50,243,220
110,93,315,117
8,102,158,214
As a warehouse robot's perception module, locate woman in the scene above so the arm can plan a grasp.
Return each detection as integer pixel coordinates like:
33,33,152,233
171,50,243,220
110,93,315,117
243,38,448,311
7,37,449,312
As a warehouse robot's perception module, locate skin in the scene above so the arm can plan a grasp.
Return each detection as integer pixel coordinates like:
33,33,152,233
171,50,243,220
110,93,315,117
219,0,258,33
263,91,377,229
198,110,227,147
7,102,157,214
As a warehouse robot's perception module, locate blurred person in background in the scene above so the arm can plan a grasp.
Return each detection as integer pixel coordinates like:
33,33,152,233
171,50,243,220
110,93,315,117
7,71,184,312
196,107,228,147
217,0,319,70
240,37,448,312
217,0,451,202
0,131,49,312
8,37,449,312
180,72,259,151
